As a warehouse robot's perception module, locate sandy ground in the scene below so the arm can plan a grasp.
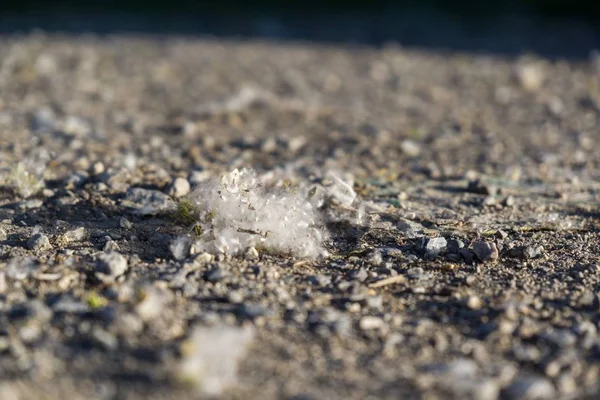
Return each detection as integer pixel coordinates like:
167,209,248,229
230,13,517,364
0,33,600,399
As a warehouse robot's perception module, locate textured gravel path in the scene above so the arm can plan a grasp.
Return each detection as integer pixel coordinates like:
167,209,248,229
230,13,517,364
0,33,600,399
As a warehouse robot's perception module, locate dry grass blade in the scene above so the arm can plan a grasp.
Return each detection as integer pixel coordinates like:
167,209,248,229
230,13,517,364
369,275,407,288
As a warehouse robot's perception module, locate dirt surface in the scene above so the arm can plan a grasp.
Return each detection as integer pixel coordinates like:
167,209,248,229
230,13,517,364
1,34,600,400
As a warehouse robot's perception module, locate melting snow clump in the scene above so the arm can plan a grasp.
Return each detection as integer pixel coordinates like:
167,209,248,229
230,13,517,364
183,168,327,258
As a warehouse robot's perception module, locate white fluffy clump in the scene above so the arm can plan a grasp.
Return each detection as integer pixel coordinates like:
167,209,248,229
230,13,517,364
187,168,327,258
178,325,255,395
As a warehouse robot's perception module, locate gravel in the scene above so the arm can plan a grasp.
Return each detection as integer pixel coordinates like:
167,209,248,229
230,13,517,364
503,376,556,400
358,316,385,331
423,236,447,259
473,241,499,263
167,177,191,198
0,32,599,400
94,252,128,282
123,187,176,215
26,233,52,251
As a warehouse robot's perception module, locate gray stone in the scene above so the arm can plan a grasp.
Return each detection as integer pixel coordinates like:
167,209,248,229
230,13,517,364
447,238,465,254
466,295,483,310
119,217,133,229
238,304,272,319
397,218,424,239
26,233,52,252
113,313,144,336
123,187,176,215
6,256,39,280
365,296,384,310
0,228,6,241
308,308,352,337
30,108,56,132
19,324,43,344
423,237,447,259
169,236,192,261
103,238,120,252
400,140,421,156
309,274,332,287
496,229,509,239
52,297,89,314
540,329,577,348
473,241,499,263
17,199,44,210
503,196,516,207
244,246,259,260
90,161,105,176
167,177,191,198
91,328,118,351
467,179,498,195
350,268,369,282
368,249,383,266
503,377,555,400
227,290,245,304
64,171,88,188
407,267,426,279
134,285,168,322
149,232,171,247
62,227,87,242
95,252,128,282
459,248,476,264
359,316,385,331
204,267,228,283
508,245,544,260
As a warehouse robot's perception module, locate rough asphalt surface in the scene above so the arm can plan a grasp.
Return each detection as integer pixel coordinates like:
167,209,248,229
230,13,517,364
0,34,600,399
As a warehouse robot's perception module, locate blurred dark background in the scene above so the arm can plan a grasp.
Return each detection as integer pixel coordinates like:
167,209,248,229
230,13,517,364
2,0,600,18
1,1,599,58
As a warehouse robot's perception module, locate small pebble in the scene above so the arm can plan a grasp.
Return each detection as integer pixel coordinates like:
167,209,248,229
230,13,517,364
351,268,369,282
503,196,515,207
63,227,87,242
309,274,332,287
167,177,191,198
515,63,544,91
204,267,228,283
466,295,482,310
119,217,132,229
508,245,543,260
459,249,476,264
423,237,447,259
397,218,424,238
90,161,105,176
400,140,421,156
103,239,120,252
467,179,498,195
134,285,168,322
447,238,465,254
95,252,128,283
496,230,509,240
244,246,259,260
170,236,192,261
359,316,385,331
123,187,176,215
473,241,499,263
503,376,555,400
26,233,52,252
